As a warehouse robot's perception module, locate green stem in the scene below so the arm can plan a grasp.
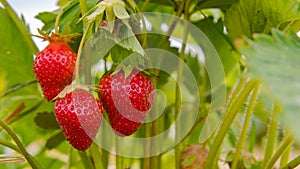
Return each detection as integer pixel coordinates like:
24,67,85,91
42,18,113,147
116,137,123,169
0,120,43,169
0,80,37,98
54,1,72,33
174,5,190,169
141,0,151,11
100,120,109,169
79,0,87,16
224,72,248,118
203,79,257,169
67,146,73,169
78,151,94,169
91,143,104,169
280,129,292,168
282,154,300,169
143,122,151,169
262,102,280,168
75,23,92,85
0,139,20,153
265,135,294,169
231,83,260,169
0,0,38,53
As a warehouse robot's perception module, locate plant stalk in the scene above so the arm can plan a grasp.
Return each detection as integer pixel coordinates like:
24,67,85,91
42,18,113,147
75,23,91,85
174,8,190,169
0,120,43,169
78,151,95,169
90,143,104,169
231,83,260,169
0,139,20,153
67,146,73,169
265,135,294,169
116,137,123,169
262,102,280,168
280,129,292,168
0,80,37,98
282,154,300,169
203,79,257,169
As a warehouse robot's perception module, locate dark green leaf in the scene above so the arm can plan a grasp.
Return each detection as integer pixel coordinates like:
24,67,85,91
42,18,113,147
194,17,239,77
45,132,65,149
195,0,239,11
139,2,175,14
35,0,98,34
34,112,60,130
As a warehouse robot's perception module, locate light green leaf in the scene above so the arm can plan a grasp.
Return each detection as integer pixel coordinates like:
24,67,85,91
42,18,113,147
0,7,42,115
225,0,300,39
261,0,300,30
239,29,300,141
113,3,130,19
224,0,266,39
181,154,198,168
86,3,106,21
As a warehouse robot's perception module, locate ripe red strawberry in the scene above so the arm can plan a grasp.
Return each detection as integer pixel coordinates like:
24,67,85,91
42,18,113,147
98,69,154,136
54,89,102,151
33,33,77,101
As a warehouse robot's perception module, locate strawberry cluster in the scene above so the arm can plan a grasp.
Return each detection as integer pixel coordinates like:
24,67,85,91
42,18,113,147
33,33,103,151
33,33,154,151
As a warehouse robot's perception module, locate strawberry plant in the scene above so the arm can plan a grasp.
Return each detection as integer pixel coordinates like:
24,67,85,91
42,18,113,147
0,0,300,169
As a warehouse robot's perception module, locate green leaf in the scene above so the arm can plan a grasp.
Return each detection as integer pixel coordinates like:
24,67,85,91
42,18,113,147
239,29,300,141
35,0,98,33
57,0,70,6
113,3,130,19
34,112,60,130
225,0,300,39
90,26,146,67
0,7,45,120
45,132,65,149
242,155,252,168
194,17,239,78
181,154,198,168
194,0,239,10
261,0,300,31
140,2,175,14
224,0,266,39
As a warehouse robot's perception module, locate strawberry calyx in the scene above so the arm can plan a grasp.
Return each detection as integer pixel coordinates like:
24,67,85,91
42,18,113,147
32,29,81,44
51,85,90,101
